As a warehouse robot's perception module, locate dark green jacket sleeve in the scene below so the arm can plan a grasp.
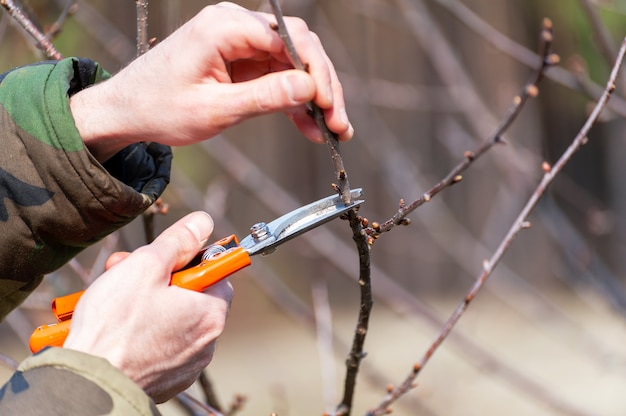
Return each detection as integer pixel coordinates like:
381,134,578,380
0,58,171,414
0,348,160,415
0,57,172,318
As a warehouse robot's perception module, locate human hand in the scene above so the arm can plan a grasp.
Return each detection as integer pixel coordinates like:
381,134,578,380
63,212,233,403
73,2,353,162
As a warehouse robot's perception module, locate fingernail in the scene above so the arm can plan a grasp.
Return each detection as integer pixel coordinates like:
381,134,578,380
326,84,334,106
283,73,312,104
185,212,214,245
340,108,350,127
340,108,354,140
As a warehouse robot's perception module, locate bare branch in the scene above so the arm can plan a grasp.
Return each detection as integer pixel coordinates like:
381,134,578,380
367,36,626,416
45,0,76,39
0,0,62,59
196,139,594,415
135,0,149,56
431,0,626,116
366,18,556,238
268,0,351,204
266,3,372,414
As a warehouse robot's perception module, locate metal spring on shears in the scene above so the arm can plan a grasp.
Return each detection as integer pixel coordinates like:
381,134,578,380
202,244,228,261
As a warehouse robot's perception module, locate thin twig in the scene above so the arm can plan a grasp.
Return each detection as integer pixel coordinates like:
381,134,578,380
431,0,626,116
266,3,372,414
0,353,18,370
578,0,619,71
366,18,557,239
198,372,224,414
311,277,338,412
268,0,351,204
176,391,223,416
45,0,76,39
0,0,62,59
135,0,149,57
141,197,168,243
367,36,626,416
196,139,594,416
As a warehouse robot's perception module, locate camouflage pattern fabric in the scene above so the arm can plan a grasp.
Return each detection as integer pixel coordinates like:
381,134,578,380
0,58,172,318
0,58,172,414
0,348,160,415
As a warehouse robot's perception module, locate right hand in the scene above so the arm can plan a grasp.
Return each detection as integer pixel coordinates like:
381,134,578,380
64,212,233,403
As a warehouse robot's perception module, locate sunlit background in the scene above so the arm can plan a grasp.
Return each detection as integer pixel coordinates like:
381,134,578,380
2,1,626,415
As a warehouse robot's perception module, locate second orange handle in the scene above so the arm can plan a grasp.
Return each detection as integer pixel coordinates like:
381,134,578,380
29,241,251,353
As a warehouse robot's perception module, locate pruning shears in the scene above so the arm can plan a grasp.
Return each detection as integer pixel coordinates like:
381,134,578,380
29,189,364,353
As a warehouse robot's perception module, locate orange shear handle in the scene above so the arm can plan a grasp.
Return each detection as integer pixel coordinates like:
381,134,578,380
29,237,251,353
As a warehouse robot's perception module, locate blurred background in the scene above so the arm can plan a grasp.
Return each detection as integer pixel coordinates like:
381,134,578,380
2,0,626,415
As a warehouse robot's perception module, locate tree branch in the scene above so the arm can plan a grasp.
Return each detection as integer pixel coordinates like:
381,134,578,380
267,2,371,414
0,0,62,59
268,0,351,204
367,35,626,416
366,18,557,239
135,0,149,56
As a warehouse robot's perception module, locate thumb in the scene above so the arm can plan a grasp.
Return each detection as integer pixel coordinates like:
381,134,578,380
233,70,315,116
148,211,215,272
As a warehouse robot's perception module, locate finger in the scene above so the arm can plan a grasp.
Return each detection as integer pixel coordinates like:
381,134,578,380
210,70,315,121
215,1,246,11
147,211,214,272
105,251,131,270
286,104,353,144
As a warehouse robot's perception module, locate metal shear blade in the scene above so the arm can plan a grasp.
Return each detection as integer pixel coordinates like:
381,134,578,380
239,188,364,256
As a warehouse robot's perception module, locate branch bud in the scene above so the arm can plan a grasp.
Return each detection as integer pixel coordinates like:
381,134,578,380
526,84,539,98
542,161,552,173
546,53,560,66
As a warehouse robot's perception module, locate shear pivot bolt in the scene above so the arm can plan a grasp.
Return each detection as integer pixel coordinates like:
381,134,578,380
250,222,270,242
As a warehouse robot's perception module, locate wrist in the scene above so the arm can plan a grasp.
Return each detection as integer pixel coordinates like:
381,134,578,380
70,80,136,163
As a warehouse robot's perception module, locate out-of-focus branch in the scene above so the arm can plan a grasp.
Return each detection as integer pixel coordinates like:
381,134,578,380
198,138,592,415
431,0,626,116
367,35,626,416
0,0,62,59
366,18,557,239
176,391,224,416
0,353,17,370
45,0,76,39
578,0,619,70
142,198,169,243
311,277,338,412
56,0,135,64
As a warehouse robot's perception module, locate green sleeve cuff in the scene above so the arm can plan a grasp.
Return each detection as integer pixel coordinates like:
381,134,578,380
0,347,159,415
0,58,172,319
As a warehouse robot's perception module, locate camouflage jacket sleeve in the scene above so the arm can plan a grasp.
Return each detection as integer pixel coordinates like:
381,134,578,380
0,58,171,414
0,57,172,318
0,347,160,415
